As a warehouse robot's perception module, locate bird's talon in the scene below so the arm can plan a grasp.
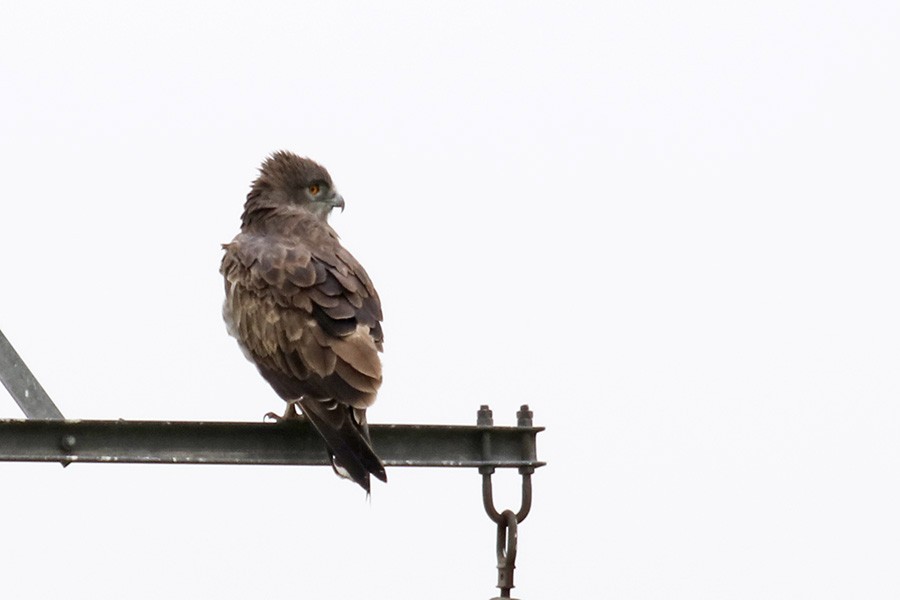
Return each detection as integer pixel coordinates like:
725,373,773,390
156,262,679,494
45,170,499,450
263,411,283,423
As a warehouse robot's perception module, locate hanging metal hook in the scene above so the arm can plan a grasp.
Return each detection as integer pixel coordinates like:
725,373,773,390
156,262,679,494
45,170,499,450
494,509,518,598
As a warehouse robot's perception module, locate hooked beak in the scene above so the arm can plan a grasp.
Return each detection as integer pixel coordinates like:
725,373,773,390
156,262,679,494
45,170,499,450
329,192,345,213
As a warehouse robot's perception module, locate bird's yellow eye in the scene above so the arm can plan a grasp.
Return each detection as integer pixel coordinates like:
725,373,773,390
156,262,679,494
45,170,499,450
309,184,320,196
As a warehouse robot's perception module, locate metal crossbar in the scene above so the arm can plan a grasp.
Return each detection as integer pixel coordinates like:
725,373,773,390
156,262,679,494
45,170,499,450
1,328,543,469
1,326,544,599
0,418,544,468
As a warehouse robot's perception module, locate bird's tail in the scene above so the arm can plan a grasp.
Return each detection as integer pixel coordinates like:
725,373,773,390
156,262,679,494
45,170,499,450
298,398,387,493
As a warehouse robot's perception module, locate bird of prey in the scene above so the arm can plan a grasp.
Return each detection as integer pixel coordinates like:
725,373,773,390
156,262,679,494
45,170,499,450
220,151,387,492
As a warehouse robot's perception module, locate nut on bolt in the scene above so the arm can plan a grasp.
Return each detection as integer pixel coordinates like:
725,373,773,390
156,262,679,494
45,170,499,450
516,404,533,427
60,434,77,452
477,404,494,427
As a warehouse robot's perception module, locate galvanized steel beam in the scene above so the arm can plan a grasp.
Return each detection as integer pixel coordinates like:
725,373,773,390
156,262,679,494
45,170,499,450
0,329,65,420
0,418,544,468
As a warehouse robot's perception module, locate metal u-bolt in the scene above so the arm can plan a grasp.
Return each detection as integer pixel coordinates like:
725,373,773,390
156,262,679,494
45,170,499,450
478,405,537,600
482,468,533,524
479,404,535,525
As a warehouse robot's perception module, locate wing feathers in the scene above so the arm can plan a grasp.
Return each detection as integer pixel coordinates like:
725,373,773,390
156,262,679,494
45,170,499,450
298,327,337,375
221,230,383,408
335,359,380,394
330,333,382,379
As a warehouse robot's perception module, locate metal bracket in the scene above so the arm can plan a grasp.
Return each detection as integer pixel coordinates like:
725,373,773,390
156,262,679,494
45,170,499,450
1,328,546,599
478,405,537,599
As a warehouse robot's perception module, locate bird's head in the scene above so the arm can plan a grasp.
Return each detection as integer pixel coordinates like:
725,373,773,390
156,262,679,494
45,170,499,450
242,151,345,227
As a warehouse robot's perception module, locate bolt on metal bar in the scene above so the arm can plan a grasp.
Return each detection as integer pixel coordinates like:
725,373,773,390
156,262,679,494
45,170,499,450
477,404,539,600
0,418,545,468
0,328,65,420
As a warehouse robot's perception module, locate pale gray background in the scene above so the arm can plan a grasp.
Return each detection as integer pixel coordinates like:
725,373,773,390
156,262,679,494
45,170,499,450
1,2,898,598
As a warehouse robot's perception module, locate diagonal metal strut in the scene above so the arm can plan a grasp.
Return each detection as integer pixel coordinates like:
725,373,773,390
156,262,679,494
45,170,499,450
0,328,65,420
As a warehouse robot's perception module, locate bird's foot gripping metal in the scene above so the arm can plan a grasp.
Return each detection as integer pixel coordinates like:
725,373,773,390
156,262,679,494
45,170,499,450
263,399,306,422
477,405,536,600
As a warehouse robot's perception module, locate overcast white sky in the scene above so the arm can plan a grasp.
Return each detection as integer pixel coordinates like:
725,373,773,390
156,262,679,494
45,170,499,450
1,2,899,598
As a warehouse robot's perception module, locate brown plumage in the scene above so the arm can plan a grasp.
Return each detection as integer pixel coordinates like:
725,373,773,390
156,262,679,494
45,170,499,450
221,151,386,492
